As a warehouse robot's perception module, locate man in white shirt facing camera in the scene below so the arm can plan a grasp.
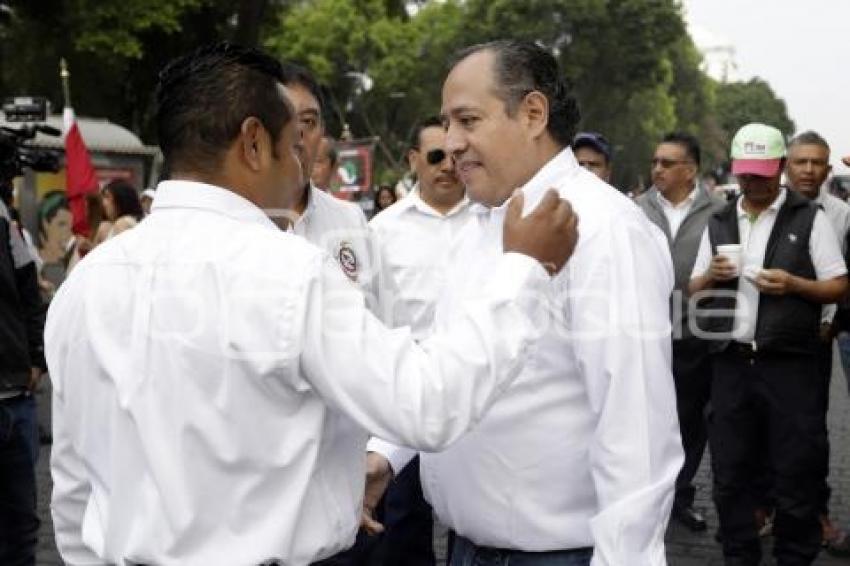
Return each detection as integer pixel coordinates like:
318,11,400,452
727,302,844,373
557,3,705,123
366,39,683,566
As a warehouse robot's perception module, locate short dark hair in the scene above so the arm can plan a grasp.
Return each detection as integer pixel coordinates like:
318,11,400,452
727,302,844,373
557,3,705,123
155,42,291,175
789,130,830,153
103,180,144,221
661,132,701,167
280,62,326,118
450,40,580,147
374,184,397,212
409,116,443,150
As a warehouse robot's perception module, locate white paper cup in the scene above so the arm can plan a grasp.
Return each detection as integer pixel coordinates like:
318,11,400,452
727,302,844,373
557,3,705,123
716,244,741,276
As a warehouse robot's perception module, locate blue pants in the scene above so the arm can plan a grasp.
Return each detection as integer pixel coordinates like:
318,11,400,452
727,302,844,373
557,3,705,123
450,535,592,566
0,394,40,566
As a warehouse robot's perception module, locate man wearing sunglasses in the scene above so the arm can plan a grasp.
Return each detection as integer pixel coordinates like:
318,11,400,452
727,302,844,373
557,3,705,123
354,116,471,565
637,132,724,533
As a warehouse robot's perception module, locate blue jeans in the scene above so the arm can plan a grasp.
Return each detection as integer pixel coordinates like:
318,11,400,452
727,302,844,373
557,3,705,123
450,535,592,566
0,394,40,566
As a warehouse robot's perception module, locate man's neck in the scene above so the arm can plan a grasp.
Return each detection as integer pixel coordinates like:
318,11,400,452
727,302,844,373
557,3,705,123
661,184,693,206
791,184,820,202
741,190,781,217
292,182,310,216
419,188,462,216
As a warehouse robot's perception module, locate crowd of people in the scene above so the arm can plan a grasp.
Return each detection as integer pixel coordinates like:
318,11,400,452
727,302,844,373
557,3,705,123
1,37,850,566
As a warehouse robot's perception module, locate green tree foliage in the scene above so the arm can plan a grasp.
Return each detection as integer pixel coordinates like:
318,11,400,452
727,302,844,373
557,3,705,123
0,0,281,139
268,0,726,189
0,0,795,189
714,78,795,143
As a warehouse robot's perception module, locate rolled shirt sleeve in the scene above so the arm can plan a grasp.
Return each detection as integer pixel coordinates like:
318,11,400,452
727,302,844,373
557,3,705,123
810,210,848,280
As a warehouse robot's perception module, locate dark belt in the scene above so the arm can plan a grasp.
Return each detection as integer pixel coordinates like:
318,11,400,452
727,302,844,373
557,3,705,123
454,534,593,561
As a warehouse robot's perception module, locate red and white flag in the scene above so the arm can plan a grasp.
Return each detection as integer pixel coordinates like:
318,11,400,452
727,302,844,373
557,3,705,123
63,106,98,236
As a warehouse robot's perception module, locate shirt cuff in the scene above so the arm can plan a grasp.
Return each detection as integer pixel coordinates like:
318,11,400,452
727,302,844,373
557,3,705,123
367,437,417,475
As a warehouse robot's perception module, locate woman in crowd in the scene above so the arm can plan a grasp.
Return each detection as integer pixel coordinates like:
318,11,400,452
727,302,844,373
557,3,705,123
95,180,145,243
372,184,397,218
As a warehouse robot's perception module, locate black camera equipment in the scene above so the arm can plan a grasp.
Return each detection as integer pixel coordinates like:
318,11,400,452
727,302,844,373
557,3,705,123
1,97,61,185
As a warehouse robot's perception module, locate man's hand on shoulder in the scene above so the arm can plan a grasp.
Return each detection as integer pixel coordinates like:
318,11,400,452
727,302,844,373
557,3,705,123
503,189,578,276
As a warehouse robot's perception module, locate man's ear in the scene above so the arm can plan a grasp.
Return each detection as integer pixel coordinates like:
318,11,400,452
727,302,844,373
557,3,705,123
239,117,266,172
522,91,549,139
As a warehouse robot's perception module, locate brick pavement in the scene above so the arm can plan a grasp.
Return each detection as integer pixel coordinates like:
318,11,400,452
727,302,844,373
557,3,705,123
32,352,850,565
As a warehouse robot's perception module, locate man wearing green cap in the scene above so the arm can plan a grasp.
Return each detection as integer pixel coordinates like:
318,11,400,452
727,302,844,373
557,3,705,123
689,123,848,565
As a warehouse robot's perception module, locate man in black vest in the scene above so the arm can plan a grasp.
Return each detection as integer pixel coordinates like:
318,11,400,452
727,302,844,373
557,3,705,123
689,123,848,566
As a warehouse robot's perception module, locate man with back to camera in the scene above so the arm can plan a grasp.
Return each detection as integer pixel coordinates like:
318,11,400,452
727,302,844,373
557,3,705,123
689,123,848,566
365,39,683,566
636,132,724,533
44,42,580,566
572,131,613,183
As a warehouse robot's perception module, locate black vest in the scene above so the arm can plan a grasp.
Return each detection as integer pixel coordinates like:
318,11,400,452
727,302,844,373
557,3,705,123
697,190,820,354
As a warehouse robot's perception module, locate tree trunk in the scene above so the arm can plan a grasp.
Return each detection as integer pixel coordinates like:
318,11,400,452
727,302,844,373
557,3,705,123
234,0,269,47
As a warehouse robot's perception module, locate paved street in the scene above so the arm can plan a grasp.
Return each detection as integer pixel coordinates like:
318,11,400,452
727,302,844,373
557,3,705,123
32,351,850,565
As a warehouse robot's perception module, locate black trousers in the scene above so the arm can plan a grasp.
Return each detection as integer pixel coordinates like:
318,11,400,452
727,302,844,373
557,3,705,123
816,335,833,516
319,456,434,566
709,347,827,566
672,338,713,508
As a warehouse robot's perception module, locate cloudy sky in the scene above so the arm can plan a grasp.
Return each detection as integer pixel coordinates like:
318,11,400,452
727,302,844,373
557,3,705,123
683,0,849,173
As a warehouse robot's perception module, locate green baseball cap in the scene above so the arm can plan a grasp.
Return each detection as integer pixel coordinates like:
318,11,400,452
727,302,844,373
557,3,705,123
730,123,786,177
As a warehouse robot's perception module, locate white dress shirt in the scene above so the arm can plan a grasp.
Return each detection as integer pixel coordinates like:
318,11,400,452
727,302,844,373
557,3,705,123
656,186,697,239
291,183,378,306
815,186,850,255
691,188,847,342
369,185,472,339
375,150,683,564
45,179,554,566
366,186,472,467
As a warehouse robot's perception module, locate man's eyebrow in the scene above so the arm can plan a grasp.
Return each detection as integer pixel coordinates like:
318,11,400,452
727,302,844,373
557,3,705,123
299,108,320,117
439,106,479,122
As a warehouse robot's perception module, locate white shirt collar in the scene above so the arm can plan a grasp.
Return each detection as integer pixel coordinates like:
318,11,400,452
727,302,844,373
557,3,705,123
408,184,470,219
296,182,320,225
656,185,698,210
736,187,787,219
813,185,828,206
483,147,579,217
151,179,277,230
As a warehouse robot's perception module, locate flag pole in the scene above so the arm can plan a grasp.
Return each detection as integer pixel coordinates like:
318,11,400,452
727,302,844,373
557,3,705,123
60,58,72,109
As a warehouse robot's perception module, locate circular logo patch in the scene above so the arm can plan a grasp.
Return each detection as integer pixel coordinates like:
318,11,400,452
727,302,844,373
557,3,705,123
337,242,358,281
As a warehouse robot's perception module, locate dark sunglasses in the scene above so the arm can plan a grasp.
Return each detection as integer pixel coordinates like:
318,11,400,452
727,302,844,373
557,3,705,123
426,149,449,165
